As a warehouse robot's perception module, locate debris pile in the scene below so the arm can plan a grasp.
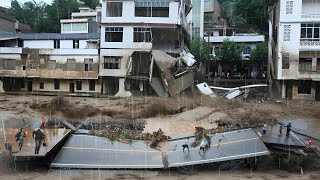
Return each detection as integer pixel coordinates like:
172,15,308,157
0,151,13,172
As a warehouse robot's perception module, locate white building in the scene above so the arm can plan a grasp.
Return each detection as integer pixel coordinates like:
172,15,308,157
100,0,192,97
0,33,100,94
269,0,320,101
60,7,101,34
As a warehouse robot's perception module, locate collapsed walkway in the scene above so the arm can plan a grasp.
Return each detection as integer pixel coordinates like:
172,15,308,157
50,129,270,169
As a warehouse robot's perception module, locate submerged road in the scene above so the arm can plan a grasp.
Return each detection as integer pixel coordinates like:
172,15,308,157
51,129,269,169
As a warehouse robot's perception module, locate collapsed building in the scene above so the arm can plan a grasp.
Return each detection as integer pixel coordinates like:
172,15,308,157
0,0,197,97
100,0,194,97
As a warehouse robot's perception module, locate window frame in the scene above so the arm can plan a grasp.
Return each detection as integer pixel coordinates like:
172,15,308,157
76,80,82,91
3,60,16,70
105,27,123,42
134,2,170,17
300,23,320,41
47,60,56,70
54,40,60,49
106,2,123,17
73,40,79,49
84,58,94,71
134,27,152,42
54,79,60,90
67,59,76,71
89,80,95,91
103,56,121,69
39,82,44,90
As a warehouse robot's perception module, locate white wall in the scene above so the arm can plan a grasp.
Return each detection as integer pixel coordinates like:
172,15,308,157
101,1,179,25
24,40,53,49
60,40,73,49
99,49,136,77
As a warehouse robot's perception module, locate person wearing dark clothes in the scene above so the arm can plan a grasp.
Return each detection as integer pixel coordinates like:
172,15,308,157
15,128,26,151
33,129,45,154
278,123,283,136
182,137,190,152
199,140,206,153
286,123,292,136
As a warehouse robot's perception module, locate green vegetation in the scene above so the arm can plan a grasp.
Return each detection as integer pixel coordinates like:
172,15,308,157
190,37,212,63
2,0,100,33
216,39,244,62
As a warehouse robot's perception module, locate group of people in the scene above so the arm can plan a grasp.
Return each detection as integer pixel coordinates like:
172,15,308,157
15,128,46,154
182,137,207,153
262,122,292,136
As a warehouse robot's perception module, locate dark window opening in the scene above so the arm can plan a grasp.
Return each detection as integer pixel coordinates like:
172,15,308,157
135,2,169,17
67,59,76,71
282,53,290,69
21,80,25,88
3,60,15,70
73,40,79,49
106,2,123,17
54,40,60,49
22,65,26,71
104,57,121,69
54,79,60,89
105,27,123,42
298,80,312,94
39,82,44,89
18,40,23,47
134,28,152,42
89,80,95,91
299,58,314,71
76,81,82,90
47,60,56,70
84,58,93,71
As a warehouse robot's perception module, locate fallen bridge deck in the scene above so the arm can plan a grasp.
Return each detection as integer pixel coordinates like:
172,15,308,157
50,128,269,169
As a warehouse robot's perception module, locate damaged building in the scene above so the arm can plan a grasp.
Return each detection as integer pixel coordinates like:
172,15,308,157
0,1,196,97
0,33,101,95
100,0,195,97
269,0,320,101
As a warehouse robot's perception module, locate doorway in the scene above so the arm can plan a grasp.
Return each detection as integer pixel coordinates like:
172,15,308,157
69,83,75,93
316,82,320,101
285,81,293,99
27,79,32,91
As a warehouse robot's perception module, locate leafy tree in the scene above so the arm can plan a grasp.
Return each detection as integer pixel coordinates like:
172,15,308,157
217,39,244,62
190,38,212,64
251,42,268,64
79,0,100,9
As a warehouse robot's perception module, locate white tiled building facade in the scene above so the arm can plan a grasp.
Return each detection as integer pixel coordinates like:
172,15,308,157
269,0,320,101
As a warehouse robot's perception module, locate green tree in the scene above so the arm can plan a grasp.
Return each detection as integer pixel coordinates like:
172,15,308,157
251,42,268,64
190,38,212,64
79,0,100,9
217,39,244,62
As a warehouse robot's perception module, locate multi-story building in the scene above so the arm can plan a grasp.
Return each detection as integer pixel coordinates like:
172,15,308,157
60,7,101,34
100,0,193,97
269,0,320,101
0,32,100,94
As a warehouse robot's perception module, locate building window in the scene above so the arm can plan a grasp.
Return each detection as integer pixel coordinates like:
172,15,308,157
106,2,123,17
84,58,93,71
298,80,312,94
29,60,36,70
67,59,76,71
282,53,290,69
47,60,56,70
286,1,293,14
134,27,152,42
54,40,60,49
62,23,71,32
135,2,170,17
89,80,95,91
73,40,79,49
301,24,320,41
105,27,123,42
243,47,251,54
299,58,315,71
39,82,44,89
54,79,60,89
76,81,82,90
18,40,23,47
103,57,121,69
283,25,291,41
3,60,15,70
73,23,87,31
